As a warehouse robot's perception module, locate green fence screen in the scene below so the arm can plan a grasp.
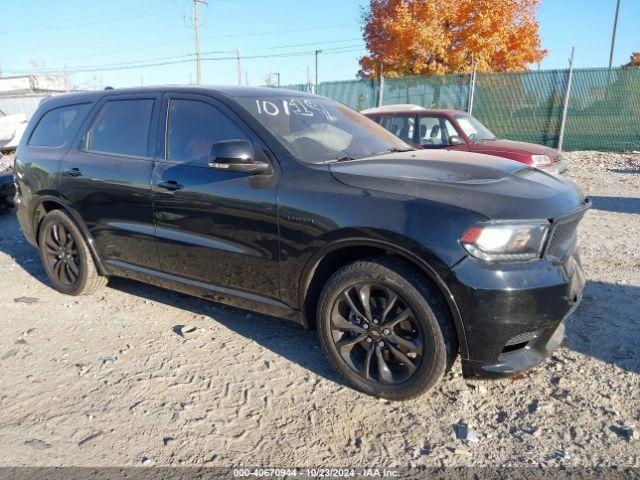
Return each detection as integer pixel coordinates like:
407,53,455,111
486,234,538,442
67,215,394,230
282,67,640,152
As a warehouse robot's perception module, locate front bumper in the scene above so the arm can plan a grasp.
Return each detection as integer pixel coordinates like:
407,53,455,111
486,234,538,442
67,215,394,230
0,171,15,208
446,249,585,378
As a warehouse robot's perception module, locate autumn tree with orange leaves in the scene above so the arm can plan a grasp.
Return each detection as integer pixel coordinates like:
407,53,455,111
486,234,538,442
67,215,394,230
359,0,547,78
626,52,640,67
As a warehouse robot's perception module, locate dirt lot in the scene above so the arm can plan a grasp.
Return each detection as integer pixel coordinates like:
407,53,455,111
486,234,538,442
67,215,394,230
0,151,638,468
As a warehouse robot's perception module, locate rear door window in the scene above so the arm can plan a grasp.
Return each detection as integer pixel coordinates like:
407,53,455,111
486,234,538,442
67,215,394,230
166,99,249,165
85,99,154,157
29,103,90,147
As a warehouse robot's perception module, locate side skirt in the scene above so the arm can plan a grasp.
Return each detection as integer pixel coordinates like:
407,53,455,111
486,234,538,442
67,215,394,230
104,260,305,326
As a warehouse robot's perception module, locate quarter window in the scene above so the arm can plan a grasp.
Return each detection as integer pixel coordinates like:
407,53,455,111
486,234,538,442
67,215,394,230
29,104,89,147
85,99,154,157
166,99,248,164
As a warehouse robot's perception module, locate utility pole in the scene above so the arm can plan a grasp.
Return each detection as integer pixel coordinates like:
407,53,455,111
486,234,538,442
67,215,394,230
0,31,4,78
315,50,322,94
245,71,249,86
558,47,575,152
467,59,478,114
608,0,621,69
377,62,384,107
273,72,280,88
236,49,242,86
187,0,207,84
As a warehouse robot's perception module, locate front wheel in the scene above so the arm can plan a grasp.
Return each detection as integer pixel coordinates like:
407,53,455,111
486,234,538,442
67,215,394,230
317,257,456,400
38,210,107,296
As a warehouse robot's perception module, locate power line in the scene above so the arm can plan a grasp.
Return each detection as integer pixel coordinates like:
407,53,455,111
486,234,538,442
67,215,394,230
200,23,359,40
4,40,364,75
3,0,175,29
3,45,365,76
257,38,362,51
3,1,182,32
6,23,361,61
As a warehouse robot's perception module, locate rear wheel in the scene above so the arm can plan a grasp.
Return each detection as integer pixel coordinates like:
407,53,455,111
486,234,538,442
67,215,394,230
38,210,106,296
317,257,455,400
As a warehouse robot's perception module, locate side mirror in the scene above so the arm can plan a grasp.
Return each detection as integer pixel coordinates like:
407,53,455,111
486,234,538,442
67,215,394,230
449,135,465,146
209,139,270,175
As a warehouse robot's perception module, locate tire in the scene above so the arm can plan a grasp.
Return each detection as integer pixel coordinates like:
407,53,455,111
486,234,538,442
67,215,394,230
317,256,456,400
38,210,107,296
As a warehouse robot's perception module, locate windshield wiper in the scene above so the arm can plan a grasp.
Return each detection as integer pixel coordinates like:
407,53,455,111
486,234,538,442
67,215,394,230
324,148,411,164
368,147,415,156
320,155,355,164
385,147,414,153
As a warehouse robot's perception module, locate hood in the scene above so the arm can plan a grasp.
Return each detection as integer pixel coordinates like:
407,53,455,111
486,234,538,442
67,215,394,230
471,139,559,158
329,150,585,220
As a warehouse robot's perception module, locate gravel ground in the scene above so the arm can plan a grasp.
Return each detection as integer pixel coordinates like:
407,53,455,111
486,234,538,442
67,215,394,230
0,151,638,468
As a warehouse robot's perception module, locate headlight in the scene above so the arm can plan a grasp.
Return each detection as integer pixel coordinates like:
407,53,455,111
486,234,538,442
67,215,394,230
531,154,553,166
460,222,549,262
0,155,12,173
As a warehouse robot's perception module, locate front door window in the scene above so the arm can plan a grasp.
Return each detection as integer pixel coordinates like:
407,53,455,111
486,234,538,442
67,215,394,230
418,116,461,148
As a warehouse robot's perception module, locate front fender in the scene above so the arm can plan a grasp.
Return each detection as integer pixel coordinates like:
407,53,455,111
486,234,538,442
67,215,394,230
296,233,470,358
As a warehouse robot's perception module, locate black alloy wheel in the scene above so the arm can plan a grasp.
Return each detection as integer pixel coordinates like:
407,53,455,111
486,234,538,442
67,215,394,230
317,257,456,400
330,283,424,385
42,221,81,286
38,210,107,296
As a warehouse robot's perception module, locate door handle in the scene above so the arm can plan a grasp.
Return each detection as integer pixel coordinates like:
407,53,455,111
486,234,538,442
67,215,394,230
158,180,183,191
62,167,83,177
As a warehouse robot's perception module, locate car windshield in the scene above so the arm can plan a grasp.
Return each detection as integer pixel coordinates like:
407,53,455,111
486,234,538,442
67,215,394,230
234,95,412,164
453,113,497,143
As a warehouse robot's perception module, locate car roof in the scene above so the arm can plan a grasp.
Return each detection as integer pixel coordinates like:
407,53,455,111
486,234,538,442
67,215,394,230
361,104,463,116
37,85,316,110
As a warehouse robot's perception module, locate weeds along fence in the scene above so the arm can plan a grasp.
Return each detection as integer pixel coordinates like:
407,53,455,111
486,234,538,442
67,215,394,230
281,67,640,152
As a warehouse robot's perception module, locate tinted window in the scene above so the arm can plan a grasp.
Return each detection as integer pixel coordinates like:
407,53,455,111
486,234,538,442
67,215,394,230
86,99,154,157
29,104,89,147
167,99,248,164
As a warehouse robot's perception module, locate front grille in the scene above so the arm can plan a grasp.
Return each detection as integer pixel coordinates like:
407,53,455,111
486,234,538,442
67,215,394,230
545,216,582,260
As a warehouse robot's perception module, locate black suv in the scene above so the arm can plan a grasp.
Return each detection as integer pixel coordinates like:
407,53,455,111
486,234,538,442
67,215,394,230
14,87,589,400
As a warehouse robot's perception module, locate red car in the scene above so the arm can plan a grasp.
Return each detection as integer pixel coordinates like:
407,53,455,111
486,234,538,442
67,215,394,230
362,104,567,174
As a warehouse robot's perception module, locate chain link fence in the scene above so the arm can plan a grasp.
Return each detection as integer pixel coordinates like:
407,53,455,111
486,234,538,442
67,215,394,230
280,67,640,152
